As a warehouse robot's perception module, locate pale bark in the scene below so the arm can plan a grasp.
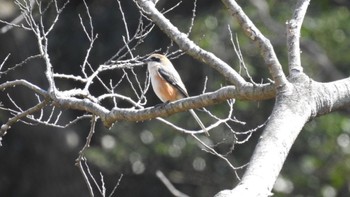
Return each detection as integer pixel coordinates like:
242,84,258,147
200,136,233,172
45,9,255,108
1,1,350,196
135,0,350,196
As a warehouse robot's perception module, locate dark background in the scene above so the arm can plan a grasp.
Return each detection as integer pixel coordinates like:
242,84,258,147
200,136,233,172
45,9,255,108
0,0,350,196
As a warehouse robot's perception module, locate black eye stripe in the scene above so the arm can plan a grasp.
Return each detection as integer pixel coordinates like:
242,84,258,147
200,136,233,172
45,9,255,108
151,56,160,62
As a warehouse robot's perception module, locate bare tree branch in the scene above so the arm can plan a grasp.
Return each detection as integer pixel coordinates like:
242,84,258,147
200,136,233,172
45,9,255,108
75,116,98,197
220,0,289,90
108,174,123,197
134,0,247,87
156,170,190,197
105,85,270,127
0,54,42,76
191,133,247,179
0,0,35,33
0,79,47,98
2,1,350,196
0,99,49,136
0,53,11,71
79,0,97,79
287,0,310,73
228,26,257,85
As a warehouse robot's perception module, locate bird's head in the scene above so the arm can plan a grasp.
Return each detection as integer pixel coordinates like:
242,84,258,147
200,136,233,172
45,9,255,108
144,53,172,67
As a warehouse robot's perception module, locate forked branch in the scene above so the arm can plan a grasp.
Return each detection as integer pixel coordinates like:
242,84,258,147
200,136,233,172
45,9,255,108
220,0,289,90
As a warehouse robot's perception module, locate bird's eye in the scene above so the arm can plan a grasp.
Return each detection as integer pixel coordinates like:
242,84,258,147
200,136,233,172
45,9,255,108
151,57,160,62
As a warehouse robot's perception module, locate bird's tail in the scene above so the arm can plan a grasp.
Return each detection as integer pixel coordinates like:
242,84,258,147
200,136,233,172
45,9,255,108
189,109,210,136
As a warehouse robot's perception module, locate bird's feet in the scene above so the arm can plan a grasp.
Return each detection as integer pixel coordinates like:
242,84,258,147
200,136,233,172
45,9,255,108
154,101,170,108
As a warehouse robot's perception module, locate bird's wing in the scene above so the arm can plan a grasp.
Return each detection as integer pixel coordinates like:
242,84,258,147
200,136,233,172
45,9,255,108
158,67,189,98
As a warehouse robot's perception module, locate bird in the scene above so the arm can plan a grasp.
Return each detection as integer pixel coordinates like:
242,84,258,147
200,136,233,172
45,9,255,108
144,53,209,136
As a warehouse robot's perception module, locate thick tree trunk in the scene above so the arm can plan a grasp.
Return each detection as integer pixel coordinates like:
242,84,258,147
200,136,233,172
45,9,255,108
216,74,350,196
216,73,311,196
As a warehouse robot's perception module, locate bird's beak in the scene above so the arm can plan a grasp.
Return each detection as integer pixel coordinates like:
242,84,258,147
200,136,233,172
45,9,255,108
143,57,151,63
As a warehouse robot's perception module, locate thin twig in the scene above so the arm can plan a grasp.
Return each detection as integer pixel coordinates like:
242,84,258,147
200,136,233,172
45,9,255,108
108,174,124,197
186,0,197,36
0,54,11,71
0,0,35,33
162,1,182,15
75,116,98,197
0,54,42,76
0,100,48,137
117,0,130,41
80,0,98,79
221,0,288,89
156,170,190,197
191,133,247,180
228,26,257,85
78,160,94,197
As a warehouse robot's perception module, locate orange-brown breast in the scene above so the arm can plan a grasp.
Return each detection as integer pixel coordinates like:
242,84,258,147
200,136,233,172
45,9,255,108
154,72,183,102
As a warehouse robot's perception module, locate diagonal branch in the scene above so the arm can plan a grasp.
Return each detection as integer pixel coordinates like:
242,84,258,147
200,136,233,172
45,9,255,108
287,0,310,73
0,99,49,137
0,79,48,96
220,0,289,90
134,0,247,87
75,116,98,197
156,170,190,197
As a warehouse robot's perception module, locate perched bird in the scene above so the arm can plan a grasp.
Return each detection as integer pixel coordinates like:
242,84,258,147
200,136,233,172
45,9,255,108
145,53,209,136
